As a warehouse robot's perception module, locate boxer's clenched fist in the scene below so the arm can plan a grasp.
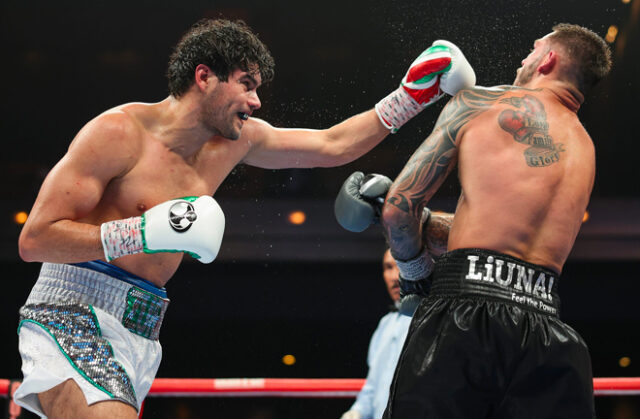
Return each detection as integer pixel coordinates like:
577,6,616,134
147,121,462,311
334,171,392,233
375,40,476,133
101,195,225,263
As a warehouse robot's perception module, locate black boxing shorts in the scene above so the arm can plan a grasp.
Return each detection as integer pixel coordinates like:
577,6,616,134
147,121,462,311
383,248,594,419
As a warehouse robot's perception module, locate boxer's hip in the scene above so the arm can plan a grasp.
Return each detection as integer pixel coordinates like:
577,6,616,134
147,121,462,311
16,261,168,413
428,248,560,316
385,249,593,418
24,261,169,340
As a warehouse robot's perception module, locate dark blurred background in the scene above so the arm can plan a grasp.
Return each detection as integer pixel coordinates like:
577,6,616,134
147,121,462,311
1,0,639,418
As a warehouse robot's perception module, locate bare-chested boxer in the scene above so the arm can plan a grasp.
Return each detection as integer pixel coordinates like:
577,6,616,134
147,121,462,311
336,24,611,418
13,19,474,419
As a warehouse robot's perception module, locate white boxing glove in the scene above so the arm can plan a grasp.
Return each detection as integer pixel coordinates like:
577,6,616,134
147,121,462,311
433,40,476,95
100,195,225,264
375,39,475,133
375,41,451,133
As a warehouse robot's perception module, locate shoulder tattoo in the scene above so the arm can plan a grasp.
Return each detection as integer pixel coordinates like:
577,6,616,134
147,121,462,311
498,94,565,167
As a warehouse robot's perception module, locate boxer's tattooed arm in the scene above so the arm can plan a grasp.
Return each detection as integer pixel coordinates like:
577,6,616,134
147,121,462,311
498,94,565,167
386,88,507,218
383,87,509,258
423,212,454,256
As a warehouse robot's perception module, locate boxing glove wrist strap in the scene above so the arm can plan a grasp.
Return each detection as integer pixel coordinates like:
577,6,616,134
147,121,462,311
394,247,434,281
100,216,144,262
375,87,423,134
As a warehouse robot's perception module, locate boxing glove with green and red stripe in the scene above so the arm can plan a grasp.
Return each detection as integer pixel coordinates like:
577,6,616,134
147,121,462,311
375,40,475,133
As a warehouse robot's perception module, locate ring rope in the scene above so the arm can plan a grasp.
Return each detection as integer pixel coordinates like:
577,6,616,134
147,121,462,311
2,377,640,398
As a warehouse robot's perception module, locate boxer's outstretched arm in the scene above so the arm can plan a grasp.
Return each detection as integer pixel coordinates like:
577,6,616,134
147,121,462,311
242,40,476,169
381,87,506,260
240,110,389,169
19,113,138,263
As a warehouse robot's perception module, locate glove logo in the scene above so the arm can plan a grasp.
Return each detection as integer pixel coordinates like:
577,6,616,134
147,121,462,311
168,202,197,232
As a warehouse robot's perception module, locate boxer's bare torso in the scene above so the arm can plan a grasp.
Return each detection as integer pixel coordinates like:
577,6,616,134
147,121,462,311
81,102,255,284
385,83,593,274
19,69,388,286
449,85,594,273
24,100,253,285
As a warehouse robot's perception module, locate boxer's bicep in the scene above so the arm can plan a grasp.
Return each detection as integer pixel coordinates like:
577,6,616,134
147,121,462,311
25,114,138,231
385,92,465,219
380,101,462,260
33,158,111,224
385,87,506,219
385,126,459,220
242,123,327,169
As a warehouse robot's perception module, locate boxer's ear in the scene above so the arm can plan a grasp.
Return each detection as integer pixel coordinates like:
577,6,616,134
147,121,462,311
537,51,557,75
195,64,217,92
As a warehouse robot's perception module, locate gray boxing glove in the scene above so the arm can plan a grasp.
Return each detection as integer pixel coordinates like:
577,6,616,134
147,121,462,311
334,171,392,233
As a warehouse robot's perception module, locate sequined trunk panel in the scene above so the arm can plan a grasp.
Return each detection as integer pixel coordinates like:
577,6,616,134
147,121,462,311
19,303,137,408
122,287,168,340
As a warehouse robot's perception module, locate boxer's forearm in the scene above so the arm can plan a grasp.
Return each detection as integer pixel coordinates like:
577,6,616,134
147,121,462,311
318,109,390,166
241,111,388,169
19,219,104,263
423,212,453,256
381,206,424,262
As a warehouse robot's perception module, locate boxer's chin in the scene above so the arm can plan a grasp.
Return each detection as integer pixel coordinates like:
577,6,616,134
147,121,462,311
514,69,526,86
226,130,241,141
222,121,241,141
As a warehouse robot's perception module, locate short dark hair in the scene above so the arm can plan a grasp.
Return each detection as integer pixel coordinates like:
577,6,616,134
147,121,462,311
548,23,612,96
167,19,275,97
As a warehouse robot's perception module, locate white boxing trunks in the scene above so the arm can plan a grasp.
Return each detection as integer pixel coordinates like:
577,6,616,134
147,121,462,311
14,261,169,417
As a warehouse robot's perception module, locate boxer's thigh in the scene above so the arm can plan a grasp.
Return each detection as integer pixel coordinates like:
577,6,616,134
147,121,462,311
385,298,504,418
39,379,138,419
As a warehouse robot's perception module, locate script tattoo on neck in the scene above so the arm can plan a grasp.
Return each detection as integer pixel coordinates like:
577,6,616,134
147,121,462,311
498,94,565,167
386,87,509,219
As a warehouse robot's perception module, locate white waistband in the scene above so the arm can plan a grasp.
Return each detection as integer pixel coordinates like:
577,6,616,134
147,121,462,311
27,263,142,323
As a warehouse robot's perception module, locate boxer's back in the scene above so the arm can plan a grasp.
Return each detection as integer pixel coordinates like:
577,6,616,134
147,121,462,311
449,87,595,273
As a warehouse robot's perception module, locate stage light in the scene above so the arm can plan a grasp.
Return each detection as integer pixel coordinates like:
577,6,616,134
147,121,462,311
282,354,296,366
605,25,618,43
619,357,631,368
288,211,306,225
14,211,28,225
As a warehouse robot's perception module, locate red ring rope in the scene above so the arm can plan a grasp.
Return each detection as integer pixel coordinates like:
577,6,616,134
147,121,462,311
148,378,364,397
2,377,640,398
